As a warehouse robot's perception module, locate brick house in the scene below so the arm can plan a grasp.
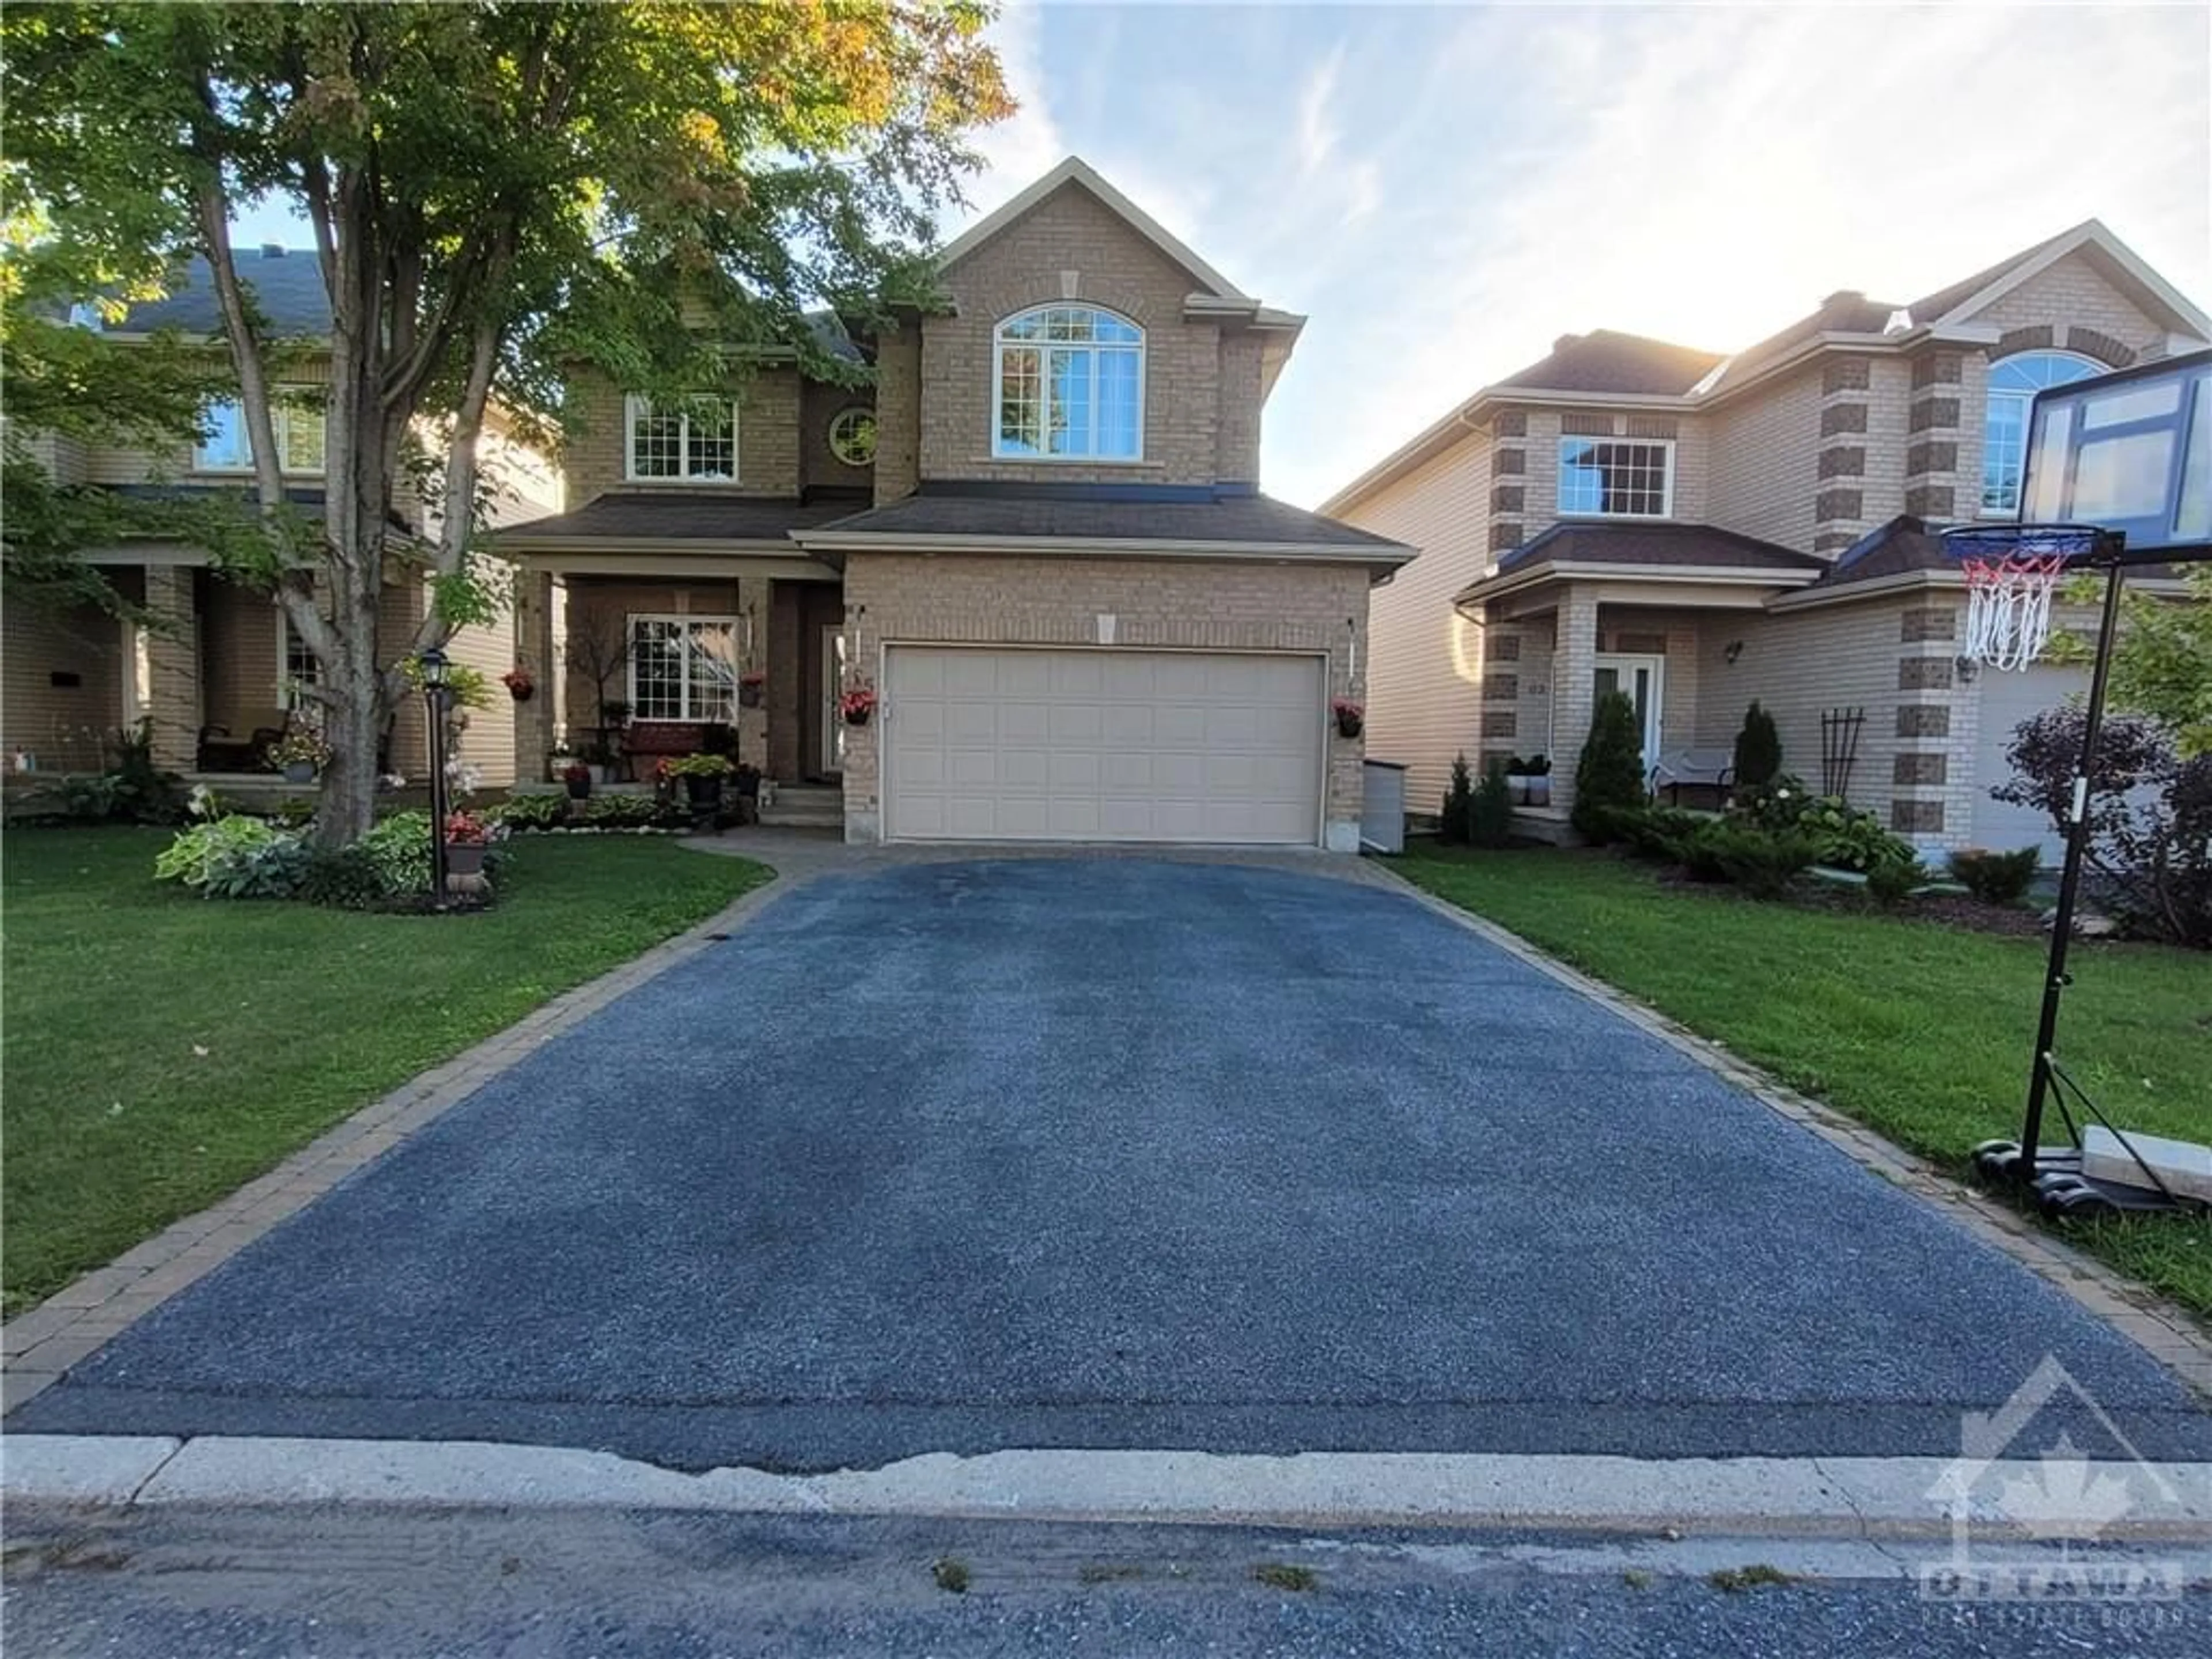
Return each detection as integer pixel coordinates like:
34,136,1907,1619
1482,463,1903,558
1327,222,2210,857
498,158,1411,847
3,248,554,788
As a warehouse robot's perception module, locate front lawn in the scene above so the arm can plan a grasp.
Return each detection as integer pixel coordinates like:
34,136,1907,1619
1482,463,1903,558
2,827,773,1314
1396,844,2212,1319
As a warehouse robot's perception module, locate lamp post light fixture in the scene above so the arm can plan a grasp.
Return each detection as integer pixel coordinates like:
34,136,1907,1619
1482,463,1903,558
420,645,451,911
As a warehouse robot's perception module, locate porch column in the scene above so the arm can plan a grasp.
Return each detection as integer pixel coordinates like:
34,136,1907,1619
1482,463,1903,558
735,575,772,767
142,565,199,772
512,570,556,783
1548,585,1600,825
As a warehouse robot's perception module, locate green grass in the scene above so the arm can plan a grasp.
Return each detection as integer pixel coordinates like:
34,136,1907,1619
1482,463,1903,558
2,827,773,1314
1395,845,2212,1319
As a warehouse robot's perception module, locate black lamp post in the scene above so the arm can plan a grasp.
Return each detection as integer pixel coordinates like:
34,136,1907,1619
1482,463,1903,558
420,645,450,910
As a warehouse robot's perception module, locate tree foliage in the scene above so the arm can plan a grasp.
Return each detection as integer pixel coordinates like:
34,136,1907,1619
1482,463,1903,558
2049,566,2212,757
2,1,1012,841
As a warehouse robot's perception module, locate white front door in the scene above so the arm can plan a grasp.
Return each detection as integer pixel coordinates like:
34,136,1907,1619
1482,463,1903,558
818,623,849,776
1593,654,1664,778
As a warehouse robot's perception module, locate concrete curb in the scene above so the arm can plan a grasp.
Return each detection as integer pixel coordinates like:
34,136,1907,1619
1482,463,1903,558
1366,859,2212,1398
6,1437,2211,1542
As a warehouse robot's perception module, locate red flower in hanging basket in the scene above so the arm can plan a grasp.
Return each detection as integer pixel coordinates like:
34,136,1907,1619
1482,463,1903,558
1332,698,1365,737
839,684,877,726
501,666,535,700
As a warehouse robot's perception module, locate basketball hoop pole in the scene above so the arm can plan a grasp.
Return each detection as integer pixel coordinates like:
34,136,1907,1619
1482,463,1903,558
2014,540,2127,1178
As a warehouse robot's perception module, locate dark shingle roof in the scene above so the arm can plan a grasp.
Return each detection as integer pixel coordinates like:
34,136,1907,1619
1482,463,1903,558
1493,520,1825,576
1904,225,2077,325
1493,329,1725,396
805,483,1411,557
118,251,331,334
1815,515,1954,586
497,491,868,544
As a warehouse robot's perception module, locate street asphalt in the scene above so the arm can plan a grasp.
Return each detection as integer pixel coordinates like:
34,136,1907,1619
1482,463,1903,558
12,859,2210,1469
6,1504,2209,1659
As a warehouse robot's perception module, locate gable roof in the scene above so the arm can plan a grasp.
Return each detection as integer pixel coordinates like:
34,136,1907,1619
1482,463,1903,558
1494,329,1725,396
1493,520,1825,576
938,157,1248,300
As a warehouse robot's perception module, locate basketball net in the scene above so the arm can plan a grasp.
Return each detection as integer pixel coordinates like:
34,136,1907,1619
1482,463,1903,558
1959,552,2069,673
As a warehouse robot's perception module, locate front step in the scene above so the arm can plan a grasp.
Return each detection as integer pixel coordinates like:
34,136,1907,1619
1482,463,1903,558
757,783,843,829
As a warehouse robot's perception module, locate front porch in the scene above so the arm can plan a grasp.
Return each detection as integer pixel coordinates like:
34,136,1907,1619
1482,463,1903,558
523,569,851,806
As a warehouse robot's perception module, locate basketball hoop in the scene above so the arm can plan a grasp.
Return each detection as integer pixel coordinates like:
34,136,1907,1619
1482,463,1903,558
1940,524,2101,673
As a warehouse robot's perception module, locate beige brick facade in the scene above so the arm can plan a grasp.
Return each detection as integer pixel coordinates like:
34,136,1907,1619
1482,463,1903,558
1338,241,2203,840
915,182,1263,487
562,366,805,505
836,554,1372,848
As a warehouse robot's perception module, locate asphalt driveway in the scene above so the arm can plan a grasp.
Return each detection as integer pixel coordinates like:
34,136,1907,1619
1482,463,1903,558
13,859,2209,1469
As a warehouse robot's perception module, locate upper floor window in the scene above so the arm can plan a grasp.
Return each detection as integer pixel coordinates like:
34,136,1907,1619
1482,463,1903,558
827,406,877,468
278,611,320,709
1557,437,1672,517
1982,351,2100,515
626,394,737,482
994,305,1143,461
195,396,325,475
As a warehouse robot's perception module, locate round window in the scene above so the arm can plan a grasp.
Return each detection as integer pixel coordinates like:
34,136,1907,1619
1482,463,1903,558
828,407,877,468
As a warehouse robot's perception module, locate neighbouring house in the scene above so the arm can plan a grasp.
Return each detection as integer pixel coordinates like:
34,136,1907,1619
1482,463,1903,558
1328,222,2211,858
497,157,1412,847
2,247,556,790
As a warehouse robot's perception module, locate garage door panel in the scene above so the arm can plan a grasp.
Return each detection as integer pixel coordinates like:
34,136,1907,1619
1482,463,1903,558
885,646,1323,846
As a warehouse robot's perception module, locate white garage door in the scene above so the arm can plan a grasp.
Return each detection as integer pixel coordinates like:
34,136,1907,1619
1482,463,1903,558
882,646,1325,844
1971,664,2079,862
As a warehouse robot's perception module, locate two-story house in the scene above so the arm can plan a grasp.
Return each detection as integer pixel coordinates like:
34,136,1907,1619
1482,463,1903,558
3,248,554,788
1328,222,2210,858
498,158,1412,848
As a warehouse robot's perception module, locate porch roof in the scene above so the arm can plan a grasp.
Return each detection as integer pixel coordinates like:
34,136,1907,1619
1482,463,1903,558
1457,521,1824,606
792,481,1415,568
494,490,867,550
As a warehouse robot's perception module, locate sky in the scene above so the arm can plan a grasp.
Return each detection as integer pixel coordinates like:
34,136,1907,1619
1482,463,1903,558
228,2,2212,510
953,1,2212,506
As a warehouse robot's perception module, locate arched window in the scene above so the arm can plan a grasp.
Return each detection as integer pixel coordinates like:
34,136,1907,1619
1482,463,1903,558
994,305,1143,460
1982,351,2101,514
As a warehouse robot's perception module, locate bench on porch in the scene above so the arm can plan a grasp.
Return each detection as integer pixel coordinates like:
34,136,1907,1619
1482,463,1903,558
618,722,706,781
1649,748,1735,806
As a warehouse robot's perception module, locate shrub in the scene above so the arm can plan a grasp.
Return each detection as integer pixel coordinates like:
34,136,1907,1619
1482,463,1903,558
153,816,308,899
1733,702,1782,789
577,792,688,829
1615,804,1706,863
1572,691,1647,841
485,793,567,831
1731,775,1912,873
1471,759,1514,849
26,721,186,825
298,846,388,911
1950,846,2041,907
1865,857,1926,908
1438,753,1475,846
355,810,436,896
1705,823,1819,898
1994,708,2210,946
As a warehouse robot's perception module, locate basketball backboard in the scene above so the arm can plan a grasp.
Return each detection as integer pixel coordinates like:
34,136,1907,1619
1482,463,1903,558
2022,347,2211,560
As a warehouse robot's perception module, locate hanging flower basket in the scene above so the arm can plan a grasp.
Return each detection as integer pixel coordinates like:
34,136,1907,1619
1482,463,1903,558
1332,698,1365,740
738,671,766,710
502,667,535,703
840,685,877,728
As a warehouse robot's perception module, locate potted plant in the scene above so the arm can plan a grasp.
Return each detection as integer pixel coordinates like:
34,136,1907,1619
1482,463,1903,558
266,728,329,784
443,809,490,878
839,683,877,727
1504,754,1530,805
738,671,766,710
664,751,734,815
1524,753,1552,807
502,666,535,702
1332,698,1365,739
562,760,593,802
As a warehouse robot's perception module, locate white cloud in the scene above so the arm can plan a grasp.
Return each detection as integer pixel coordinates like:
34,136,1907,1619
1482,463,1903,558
1261,3,2212,505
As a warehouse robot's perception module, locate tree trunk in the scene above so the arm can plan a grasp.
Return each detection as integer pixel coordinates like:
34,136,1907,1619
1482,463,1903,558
319,619,385,850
